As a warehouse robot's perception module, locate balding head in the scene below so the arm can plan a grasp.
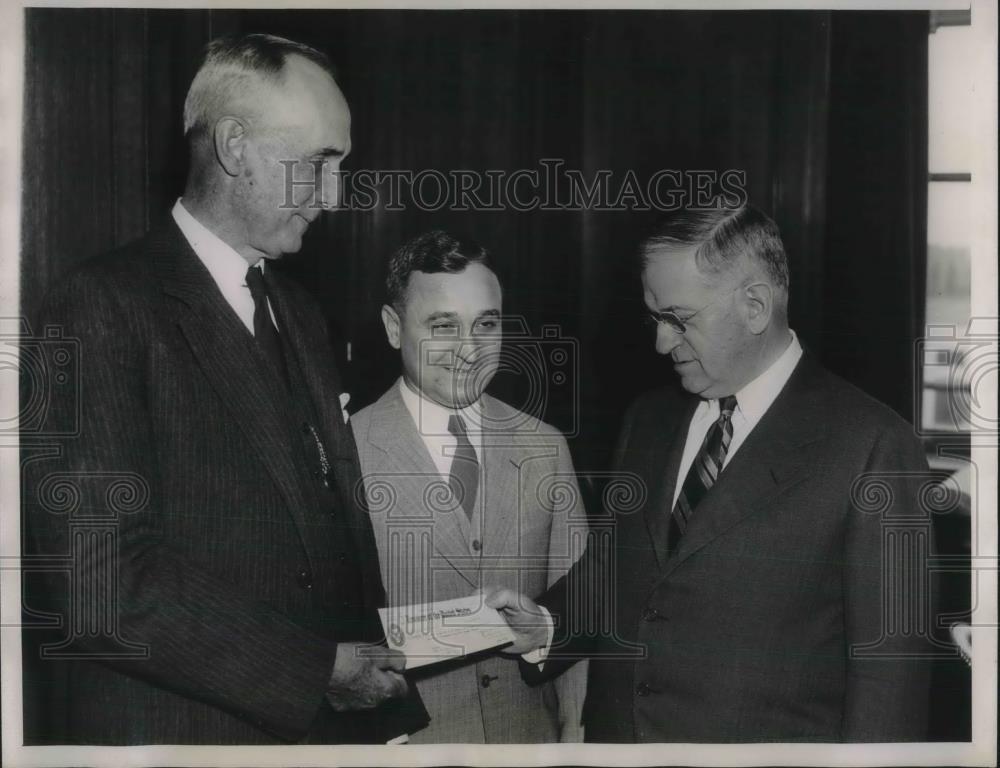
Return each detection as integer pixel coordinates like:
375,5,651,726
180,33,351,264
183,33,337,143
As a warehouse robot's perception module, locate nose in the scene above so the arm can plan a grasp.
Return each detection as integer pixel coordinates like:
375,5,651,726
312,163,342,211
458,336,497,365
654,323,683,356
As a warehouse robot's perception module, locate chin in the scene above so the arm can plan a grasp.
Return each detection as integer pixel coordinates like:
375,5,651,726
280,238,303,256
677,372,705,392
447,392,482,409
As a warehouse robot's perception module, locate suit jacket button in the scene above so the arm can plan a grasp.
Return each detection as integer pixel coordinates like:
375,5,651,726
480,674,497,688
296,569,313,589
472,539,482,552
636,682,652,697
642,607,661,621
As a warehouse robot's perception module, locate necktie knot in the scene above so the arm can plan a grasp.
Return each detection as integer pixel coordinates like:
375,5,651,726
448,414,468,438
669,394,738,551
718,395,738,420
245,264,267,300
244,264,289,389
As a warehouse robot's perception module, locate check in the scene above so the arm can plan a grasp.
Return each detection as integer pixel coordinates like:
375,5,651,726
378,595,517,669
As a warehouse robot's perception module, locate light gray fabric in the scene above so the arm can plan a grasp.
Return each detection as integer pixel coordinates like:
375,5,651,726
352,386,588,743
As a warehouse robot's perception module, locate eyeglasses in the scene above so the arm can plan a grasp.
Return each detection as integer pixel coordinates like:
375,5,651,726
644,284,745,335
644,306,707,335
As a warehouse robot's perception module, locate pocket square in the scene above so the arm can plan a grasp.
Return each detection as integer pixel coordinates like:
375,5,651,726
339,392,351,423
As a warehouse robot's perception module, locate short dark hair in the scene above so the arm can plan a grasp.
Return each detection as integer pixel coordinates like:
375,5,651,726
184,33,337,138
639,205,790,293
385,230,496,309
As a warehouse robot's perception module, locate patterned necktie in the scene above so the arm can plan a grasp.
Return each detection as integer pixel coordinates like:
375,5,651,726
447,414,479,521
669,395,739,549
245,265,289,388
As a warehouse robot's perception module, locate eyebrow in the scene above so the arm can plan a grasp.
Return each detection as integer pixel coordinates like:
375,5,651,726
310,146,347,160
424,309,500,323
425,311,459,323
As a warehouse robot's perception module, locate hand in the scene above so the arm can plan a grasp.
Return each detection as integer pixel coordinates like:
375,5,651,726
326,642,409,711
485,587,550,656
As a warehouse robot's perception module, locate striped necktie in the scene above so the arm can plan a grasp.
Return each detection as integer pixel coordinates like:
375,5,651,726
669,395,738,550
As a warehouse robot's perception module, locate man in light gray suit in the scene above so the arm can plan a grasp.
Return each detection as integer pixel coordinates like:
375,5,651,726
351,230,588,743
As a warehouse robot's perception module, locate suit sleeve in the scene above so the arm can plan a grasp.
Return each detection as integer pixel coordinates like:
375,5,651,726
24,274,338,742
841,422,935,741
545,433,589,742
522,398,640,686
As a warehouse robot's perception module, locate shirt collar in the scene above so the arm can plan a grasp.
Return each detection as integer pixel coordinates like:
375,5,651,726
171,198,261,287
732,329,803,421
397,377,483,438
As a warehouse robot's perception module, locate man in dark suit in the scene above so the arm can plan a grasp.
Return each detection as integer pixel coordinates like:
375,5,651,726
489,205,935,742
22,33,426,744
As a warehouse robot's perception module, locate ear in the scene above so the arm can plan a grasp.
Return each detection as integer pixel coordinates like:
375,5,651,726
381,304,402,350
742,282,774,335
213,116,249,177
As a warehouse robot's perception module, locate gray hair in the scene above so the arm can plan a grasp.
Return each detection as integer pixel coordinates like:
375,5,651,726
183,33,335,139
639,205,790,295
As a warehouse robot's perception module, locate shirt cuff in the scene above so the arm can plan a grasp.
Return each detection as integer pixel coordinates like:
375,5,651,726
520,605,554,667
386,734,409,744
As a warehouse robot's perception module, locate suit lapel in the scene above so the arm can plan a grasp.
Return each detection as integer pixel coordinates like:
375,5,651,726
262,269,390,606
365,387,479,589
478,395,534,564
264,274,352,459
642,396,698,571
150,222,314,556
660,356,827,580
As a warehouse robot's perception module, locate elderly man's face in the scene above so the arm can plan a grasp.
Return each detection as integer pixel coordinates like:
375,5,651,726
238,55,351,260
642,246,756,399
384,264,503,410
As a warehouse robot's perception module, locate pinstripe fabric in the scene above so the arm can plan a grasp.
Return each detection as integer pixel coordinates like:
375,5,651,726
22,220,427,744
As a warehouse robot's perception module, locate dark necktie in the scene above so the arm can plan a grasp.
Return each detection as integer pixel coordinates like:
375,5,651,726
447,414,479,521
669,395,738,549
245,265,288,387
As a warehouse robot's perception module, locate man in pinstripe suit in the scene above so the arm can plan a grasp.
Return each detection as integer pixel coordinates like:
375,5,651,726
23,33,426,744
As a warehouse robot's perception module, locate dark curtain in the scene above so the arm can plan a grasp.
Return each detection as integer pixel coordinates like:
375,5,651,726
20,8,929,462
20,8,936,742
823,11,929,427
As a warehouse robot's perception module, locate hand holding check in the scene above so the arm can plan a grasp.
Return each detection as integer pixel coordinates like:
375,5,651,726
485,588,551,656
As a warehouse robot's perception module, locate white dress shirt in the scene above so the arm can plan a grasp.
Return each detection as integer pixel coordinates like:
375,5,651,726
171,199,276,334
671,330,803,508
397,376,483,476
